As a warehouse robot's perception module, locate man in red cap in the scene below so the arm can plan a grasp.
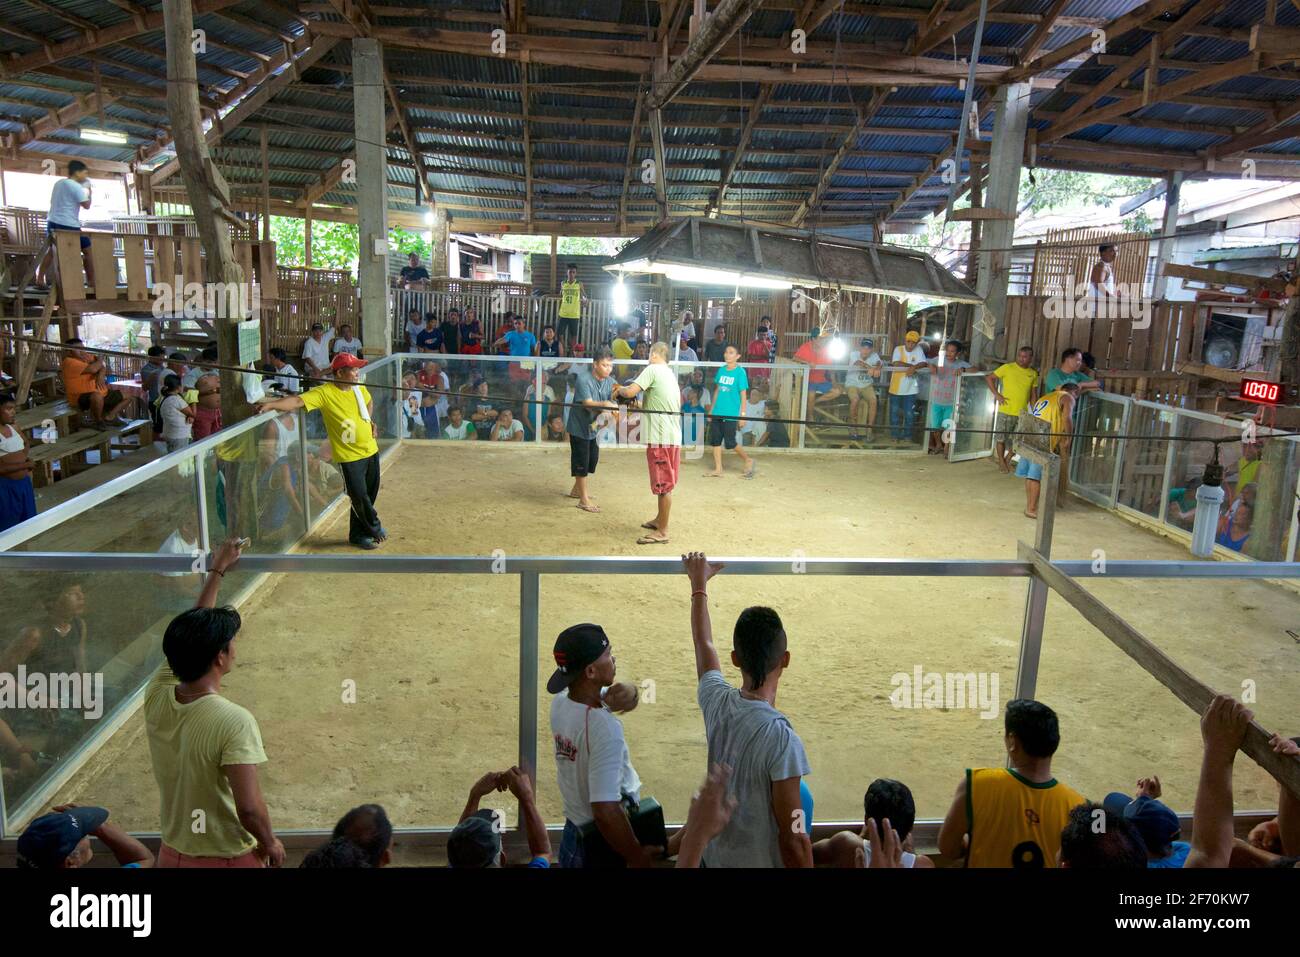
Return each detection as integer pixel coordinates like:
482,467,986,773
255,353,386,549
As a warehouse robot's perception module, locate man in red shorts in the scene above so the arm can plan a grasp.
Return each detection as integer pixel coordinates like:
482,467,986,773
615,341,681,544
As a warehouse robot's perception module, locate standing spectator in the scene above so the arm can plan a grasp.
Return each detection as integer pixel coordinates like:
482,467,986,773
146,538,285,868
539,324,564,362
17,804,153,869
268,348,301,394
442,406,475,440
703,345,754,479
565,349,619,513
36,160,94,289
140,346,168,411
547,623,652,868
416,313,443,354
449,767,552,868
1089,243,1118,299
398,252,430,288
1016,382,1078,519
676,332,698,363
440,308,461,355
926,339,969,455
557,264,585,351
1058,803,1147,869
302,322,332,379
679,310,698,353
256,354,385,550
938,698,1086,868
703,323,731,384
614,341,682,544
760,316,778,362
490,408,525,442
402,308,424,351
182,345,218,390
812,778,933,868
745,326,772,389
986,345,1039,472
678,552,812,867
332,324,363,358
0,393,36,532
1044,347,1100,395
887,330,928,444
494,314,539,386
1102,776,1191,868
332,803,394,867
845,337,882,442
191,373,223,440
62,338,126,430
158,374,195,453
459,307,484,355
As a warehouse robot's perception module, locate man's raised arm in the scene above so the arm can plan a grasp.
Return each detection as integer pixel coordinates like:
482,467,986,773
682,551,724,678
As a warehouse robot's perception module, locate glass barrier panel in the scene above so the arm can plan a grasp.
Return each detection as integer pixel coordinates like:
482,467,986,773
1164,412,1241,542
1116,403,1174,520
1069,392,1128,507
950,372,996,461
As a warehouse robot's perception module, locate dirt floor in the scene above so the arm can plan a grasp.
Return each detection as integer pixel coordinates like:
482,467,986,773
49,442,1300,835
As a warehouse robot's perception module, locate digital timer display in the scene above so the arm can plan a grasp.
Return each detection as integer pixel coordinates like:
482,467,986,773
1240,378,1280,405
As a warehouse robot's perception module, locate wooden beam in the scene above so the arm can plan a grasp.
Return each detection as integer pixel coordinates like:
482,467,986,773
1007,0,1185,81
1161,262,1288,295
521,61,533,225
1209,97,1300,157
650,107,669,219
713,83,772,215
1249,23,1300,57
791,87,889,227
1017,0,1070,65
645,0,767,109
618,85,647,233
384,66,430,204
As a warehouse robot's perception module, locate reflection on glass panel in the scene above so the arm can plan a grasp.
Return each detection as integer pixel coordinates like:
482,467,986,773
1069,393,1127,506
1164,414,1239,537
952,373,996,459
1117,404,1173,519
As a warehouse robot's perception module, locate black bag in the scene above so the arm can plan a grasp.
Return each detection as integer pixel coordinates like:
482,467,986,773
577,794,666,869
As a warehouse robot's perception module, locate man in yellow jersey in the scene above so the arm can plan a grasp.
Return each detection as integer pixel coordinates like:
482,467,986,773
985,345,1039,472
1015,382,1078,519
256,353,385,550
558,263,585,351
937,698,1086,867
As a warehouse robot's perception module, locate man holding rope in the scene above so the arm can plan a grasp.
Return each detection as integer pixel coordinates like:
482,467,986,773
615,342,681,545
255,353,386,550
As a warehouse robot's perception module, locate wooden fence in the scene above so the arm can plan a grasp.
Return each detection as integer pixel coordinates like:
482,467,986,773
266,267,359,354
1029,227,1150,297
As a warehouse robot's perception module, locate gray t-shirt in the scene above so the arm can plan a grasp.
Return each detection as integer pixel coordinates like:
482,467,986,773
697,670,811,867
566,368,613,440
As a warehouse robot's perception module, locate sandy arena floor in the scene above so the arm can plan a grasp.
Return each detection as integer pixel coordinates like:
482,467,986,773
50,442,1300,834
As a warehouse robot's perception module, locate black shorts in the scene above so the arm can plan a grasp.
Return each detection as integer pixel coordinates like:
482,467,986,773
708,417,738,449
77,389,124,412
569,434,600,476
558,317,579,340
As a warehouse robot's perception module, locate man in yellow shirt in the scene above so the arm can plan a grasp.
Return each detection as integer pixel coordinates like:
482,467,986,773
256,352,385,549
985,345,1039,472
937,698,1086,868
1015,383,1078,518
558,263,584,350
146,536,285,867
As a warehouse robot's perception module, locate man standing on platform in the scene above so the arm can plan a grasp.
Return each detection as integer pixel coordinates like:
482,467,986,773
558,264,585,351
615,342,682,545
256,353,386,550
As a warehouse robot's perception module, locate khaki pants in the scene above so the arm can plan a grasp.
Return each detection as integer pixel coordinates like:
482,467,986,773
846,385,877,427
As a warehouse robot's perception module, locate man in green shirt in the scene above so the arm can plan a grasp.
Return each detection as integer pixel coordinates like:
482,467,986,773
616,341,682,544
1044,348,1101,395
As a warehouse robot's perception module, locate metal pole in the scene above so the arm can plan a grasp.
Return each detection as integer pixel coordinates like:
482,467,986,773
298,407,312,530
797,368,810,450
518,571,540,775
533,359,542,442
1109,397,1132,508
945,0,990,219
194,448,210,556
1159,413,1178,526
1014,442,1058,701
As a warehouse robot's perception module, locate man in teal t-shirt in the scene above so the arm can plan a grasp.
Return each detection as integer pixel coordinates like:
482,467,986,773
705,345,754,479
1044,347,1101,394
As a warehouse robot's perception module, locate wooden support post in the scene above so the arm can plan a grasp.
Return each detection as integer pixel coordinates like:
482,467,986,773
1151,171,1184,301
260,126,271,241
549,233,557,291
304,206,313,268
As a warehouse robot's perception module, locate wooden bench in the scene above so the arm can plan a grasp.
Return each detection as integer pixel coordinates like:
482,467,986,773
109,417,154,450
27,428,114,486
15,398,73,440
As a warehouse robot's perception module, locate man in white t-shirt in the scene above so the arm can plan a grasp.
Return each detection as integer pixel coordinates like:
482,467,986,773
547,623,654,868
845,337,883,441
490,408,525,441
37,160,95,288
331,324,362,358
302,323,333,379
268,348,300,394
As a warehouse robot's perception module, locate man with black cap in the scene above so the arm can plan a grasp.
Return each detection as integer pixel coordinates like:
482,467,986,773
17,803,153,869
1103,776,1191,868
548,623,652,867
448,766,552,868
256,352,386,550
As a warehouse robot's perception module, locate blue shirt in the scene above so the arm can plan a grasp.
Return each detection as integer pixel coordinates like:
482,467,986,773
415,327,443,351
504,330,537,357
1148,841,1191,868
711,365,749,418
681,402,706,444
566,369,612,440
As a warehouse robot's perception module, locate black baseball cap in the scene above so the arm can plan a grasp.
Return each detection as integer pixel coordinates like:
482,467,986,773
546,623,610,693
17,806,108,868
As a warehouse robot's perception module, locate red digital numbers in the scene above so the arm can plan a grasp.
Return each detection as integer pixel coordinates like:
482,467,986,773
1240,378,1280,404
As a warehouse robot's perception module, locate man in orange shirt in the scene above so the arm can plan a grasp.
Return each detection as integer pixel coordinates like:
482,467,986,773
61,338,126,430
792,327,842,440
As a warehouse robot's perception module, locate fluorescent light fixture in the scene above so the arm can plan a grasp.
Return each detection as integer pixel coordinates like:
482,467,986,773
80,128,128,144
612,276,629,318
615,259,793,290
826,337,848,361
424,209,435,226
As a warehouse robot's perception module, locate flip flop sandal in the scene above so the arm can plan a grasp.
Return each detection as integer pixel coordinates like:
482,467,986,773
640,521,659,530
636,535,669,545
576,503,601,513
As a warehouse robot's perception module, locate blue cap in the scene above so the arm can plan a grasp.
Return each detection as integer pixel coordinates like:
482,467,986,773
1102,793,1180,850
17,806,108,869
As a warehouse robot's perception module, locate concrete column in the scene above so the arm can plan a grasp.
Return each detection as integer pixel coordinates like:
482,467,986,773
429,205,449,278
971,82,1030,365
1150,172,1184,302
354,37,390,357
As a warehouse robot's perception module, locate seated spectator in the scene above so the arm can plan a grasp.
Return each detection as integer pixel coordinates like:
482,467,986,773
416,313,444,353
332,324,362,358
469,380,497,437
938,698,1086,867
417,361,450,423
1247,734,1300,858
332,803,393,867
678,552,811,868
491,407,525,442
738,385,767,447
268,348,301,394
1058,802,1147,868
681,386,707,447
544,412,567,442
1102,776,1190,868
676,332,698,363
300,837,371,868
158,374,194,453
191,373,223,440
442,406,475,440
523,371,556,437
449,767,552,868
17,804,154,869
759,401,790,448
302,323,332,379
400,372,422,438
61,338,126,430
1215,501,1252,552
813,778,933,868
146,538,284,868
681,368,710,408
